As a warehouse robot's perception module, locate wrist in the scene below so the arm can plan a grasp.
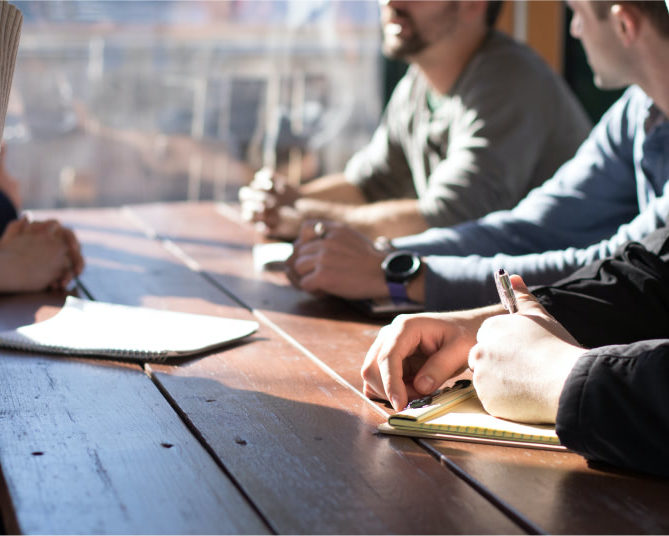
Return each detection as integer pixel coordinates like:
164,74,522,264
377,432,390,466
547,344,586,421
405,271,425,303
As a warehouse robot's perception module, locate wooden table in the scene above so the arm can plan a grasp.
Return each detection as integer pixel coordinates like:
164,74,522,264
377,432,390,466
1,201,667,535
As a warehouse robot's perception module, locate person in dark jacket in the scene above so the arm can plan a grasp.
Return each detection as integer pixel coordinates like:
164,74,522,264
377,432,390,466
362,224,669,477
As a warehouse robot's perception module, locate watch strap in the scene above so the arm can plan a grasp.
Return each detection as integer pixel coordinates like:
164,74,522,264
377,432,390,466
387,281,409,303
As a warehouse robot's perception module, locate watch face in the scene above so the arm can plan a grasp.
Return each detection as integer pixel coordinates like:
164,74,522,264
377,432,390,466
382,250,421,282
388,254,414,273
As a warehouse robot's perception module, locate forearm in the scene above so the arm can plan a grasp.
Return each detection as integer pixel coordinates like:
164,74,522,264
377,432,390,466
299,174,366,204
405,221,669,313
557,340,669,477
418,248,586,312
296,198,429,240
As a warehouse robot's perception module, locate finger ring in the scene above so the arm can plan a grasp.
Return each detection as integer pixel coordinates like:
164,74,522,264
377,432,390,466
314,221,326,238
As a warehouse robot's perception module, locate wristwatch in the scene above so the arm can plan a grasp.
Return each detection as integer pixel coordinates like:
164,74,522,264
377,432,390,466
381,250,421,303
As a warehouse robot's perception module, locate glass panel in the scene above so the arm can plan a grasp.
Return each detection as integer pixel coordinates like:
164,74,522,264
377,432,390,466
5,0,382,209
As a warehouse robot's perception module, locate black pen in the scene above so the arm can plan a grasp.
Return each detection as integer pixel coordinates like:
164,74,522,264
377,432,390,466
494,268,518,314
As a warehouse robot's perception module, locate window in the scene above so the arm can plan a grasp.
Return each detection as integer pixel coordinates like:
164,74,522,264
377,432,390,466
5,0,382,209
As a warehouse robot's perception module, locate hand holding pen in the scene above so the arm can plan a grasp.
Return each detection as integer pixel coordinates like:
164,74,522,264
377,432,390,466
469,272,586,423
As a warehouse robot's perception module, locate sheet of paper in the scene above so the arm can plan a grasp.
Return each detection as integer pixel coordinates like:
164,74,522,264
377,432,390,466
252,242,293,272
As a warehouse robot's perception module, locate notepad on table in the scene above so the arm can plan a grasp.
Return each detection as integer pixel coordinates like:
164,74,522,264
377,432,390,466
252,241,294,272
378,379,565,450
0,296,259,362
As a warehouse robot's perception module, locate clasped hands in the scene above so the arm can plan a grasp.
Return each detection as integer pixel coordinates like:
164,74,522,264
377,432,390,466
361,275,587,424
284,219,389,300
239,167,303,239
0,216,84,293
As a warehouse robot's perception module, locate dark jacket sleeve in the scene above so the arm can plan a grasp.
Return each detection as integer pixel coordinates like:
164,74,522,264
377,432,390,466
529,227,669,476
532,226,669,348
557,341,669,477
0,190,17,234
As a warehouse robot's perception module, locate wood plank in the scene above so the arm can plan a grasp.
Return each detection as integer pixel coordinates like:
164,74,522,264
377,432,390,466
425,440,669,534
0,350,267,534
126,201,669,534
47,205,523,534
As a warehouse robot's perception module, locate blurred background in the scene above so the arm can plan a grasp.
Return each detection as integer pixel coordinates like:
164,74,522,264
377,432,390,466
4,0,622,211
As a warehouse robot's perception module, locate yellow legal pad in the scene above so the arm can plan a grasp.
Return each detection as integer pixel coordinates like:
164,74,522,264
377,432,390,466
378,380,565,450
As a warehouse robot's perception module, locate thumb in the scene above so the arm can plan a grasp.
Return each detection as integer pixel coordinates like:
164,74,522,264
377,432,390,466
509,274,547,316
413,348,468,396
1,215,28,241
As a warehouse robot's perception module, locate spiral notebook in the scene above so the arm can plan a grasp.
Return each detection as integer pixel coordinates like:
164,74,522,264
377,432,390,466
378,380,565,450
0,296,259,362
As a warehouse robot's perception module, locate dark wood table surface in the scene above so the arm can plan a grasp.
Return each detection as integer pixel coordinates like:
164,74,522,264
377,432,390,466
1,201,667,535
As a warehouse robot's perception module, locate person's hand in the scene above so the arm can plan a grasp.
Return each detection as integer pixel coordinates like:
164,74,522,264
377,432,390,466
285,220,388,299
239,167,301,237
0,143,21,210
468,275,587,424
0,217,84,292
361,310,485,411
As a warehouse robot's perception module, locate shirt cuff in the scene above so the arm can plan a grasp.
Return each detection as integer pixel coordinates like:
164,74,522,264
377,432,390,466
0,191,18,234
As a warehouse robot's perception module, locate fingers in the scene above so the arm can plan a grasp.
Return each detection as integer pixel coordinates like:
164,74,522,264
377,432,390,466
295,219,337,244
61,227,85,276
467,344,481,372
361,322,411,410
0,215,29,242
509,274,547,316
250,167,276,191
239,186,279,228
239,167,283,225
412,344,465,396
287,248,325,293
361,325,392,400
26,218,60,235
239,185,278,207
361,315,468,411
286,220,335,291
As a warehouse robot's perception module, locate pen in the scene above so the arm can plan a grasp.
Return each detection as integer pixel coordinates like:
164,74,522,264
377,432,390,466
494,268,518,313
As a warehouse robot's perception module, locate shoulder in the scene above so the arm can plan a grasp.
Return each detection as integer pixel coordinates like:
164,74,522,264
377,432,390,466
592,86,650,139
458,31,567,101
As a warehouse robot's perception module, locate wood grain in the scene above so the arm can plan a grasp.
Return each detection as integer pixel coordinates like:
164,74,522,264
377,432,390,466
0,351,268,534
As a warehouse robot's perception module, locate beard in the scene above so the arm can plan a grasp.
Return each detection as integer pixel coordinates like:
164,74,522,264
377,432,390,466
382,27,429,60
380,4,458,61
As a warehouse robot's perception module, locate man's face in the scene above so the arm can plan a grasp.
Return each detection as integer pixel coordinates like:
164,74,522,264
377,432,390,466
379,0,460,60
568,0,629,89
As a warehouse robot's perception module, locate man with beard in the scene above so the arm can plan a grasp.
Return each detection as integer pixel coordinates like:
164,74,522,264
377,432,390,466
239,1,590,240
